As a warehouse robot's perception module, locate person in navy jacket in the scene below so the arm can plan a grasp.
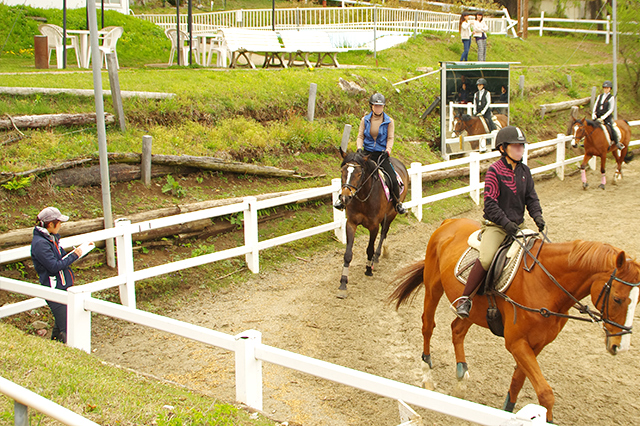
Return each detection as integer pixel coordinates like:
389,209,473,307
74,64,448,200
334,93,406,214
31,207,82,343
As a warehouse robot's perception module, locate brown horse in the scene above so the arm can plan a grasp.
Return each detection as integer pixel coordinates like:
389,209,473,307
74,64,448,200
336,150,408,298
451,113,509,137
390,218,640,423
568,117,631,190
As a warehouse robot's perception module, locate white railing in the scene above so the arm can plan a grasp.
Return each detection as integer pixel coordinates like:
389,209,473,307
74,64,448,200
2,123,639,425
0,376,99,426
528,11,612,43
138,6,511,36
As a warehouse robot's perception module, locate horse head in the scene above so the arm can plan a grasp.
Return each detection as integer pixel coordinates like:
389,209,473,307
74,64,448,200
338,151,371,208
568,118,586,148
589,250,640,355
451,114,471,138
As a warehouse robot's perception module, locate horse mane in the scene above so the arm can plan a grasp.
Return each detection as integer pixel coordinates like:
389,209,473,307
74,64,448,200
460,114,472,122
341,151,374,171
585,118,598,128
568,240,622,271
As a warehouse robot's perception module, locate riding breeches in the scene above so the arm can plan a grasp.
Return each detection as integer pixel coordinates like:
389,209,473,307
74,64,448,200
367,150,401,200
478,222,520,270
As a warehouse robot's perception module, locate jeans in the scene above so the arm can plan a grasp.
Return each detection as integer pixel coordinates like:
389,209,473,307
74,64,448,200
460,39,471,61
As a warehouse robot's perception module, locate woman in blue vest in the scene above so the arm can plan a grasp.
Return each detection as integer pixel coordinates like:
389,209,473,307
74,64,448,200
31,207,82,343
335,93,406,214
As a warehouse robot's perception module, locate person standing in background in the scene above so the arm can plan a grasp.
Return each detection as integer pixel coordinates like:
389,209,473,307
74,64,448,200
459,12,472,61
473,12,488,61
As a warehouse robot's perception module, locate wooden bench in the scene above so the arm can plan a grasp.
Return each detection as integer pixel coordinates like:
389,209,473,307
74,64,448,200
279,30,340,68
219,28,288,69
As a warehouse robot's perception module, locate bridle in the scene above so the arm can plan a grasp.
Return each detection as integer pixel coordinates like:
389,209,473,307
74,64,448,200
495,231,640,338
340,156,383,203
573,119,597,145
453,116,470,137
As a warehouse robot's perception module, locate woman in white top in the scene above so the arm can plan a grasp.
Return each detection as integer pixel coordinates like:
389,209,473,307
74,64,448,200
459,12,472,61
473,12,488,61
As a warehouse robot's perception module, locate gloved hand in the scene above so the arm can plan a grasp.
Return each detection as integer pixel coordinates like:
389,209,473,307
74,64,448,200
476,113,482,117
504,221,520,237
380,151,389,160
534,216,545,232
356,148,363,155
596,118,603,124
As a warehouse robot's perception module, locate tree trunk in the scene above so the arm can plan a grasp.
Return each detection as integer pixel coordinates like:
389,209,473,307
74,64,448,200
50,163,196,187
0,113,115,130
0,86,175,99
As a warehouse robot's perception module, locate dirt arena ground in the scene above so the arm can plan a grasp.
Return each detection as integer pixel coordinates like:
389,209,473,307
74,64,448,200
92,159,640,426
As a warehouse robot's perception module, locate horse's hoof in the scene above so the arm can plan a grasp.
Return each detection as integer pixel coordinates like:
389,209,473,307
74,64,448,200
503,392,516,412
582,182,588,190
336,289,348,299
598,184,605,190
365,267,373,276
456,362,469,381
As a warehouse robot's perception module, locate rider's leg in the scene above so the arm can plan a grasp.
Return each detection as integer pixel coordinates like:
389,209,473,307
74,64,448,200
612,121,624,150
380,156,406,214
456,224,508,318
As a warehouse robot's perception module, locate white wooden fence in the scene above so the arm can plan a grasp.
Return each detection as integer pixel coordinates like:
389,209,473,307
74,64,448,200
528,11,612,43
2,124,640,425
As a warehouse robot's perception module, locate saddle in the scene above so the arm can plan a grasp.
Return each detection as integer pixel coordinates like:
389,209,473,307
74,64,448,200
378,168,405,202
478,115,503,133
455,229,538,337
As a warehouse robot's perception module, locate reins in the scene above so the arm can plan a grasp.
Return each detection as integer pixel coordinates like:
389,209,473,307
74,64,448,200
493,230,640,337
341,155,385,203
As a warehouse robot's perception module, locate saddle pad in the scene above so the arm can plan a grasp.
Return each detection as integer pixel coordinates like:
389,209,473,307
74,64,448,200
378,170,405,202
454,244,526,294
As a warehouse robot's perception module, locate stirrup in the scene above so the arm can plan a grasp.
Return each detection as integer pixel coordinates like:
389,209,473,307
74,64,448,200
616,142,625,150
452,297,472,319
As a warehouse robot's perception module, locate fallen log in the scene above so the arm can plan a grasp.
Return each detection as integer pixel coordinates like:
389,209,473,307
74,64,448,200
0,86,175,99
50,163,196,187
0,113,114,130
540,97,590,118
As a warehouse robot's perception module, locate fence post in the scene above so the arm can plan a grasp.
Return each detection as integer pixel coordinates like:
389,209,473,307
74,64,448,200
244,196,259,273
307,83,317,122
469,152,480,205
235,329,263,411
115,219,136,308
556,134,566,181
66,287,92,353
606,15,610,44
410,162,423,221
106,52,126,132
340,124,352,153
141,135,152,187
519,75,525,98
14,401,28,426
591,86,597,110
332,178,346,244
523,141,529,166
413,9,418,37
539,11,544,37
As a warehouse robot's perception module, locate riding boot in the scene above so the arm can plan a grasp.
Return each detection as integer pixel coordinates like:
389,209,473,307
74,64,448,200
613,126,624,150
456,259,488,318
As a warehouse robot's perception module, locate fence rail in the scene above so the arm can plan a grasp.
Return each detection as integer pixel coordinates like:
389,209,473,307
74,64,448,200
528,11,612,43
2,123,639,425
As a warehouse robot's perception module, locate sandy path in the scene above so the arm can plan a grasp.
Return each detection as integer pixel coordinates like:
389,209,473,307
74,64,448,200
92,159,640,426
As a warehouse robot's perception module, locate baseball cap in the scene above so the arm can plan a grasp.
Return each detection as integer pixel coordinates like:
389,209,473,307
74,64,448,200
37,207,70,223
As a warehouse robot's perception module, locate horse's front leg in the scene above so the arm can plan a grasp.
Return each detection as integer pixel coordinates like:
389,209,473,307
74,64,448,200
580,155,592,189
506,339,554,423
338,222,357,299
364,225,379,276
372,216,391,264
598,153,607,190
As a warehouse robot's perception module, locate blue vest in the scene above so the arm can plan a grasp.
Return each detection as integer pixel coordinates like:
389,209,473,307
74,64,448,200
362,112,392,152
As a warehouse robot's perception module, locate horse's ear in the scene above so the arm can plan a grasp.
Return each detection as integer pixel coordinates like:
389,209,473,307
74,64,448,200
616,251,626,269
339,147,346,159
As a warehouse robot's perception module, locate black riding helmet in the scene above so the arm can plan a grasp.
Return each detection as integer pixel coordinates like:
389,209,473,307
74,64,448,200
602,80,613,88
476,78,487,86
495,126,527,155
369,93,386,106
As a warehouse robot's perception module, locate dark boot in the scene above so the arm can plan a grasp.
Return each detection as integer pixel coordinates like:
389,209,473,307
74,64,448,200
333,199,345,211
395,202,406,214
456,259,488,318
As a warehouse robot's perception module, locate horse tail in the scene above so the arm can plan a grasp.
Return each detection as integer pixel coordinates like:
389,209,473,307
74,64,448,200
389,260,425,310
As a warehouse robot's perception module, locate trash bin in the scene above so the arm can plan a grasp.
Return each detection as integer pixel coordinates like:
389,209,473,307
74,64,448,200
34,35,49,69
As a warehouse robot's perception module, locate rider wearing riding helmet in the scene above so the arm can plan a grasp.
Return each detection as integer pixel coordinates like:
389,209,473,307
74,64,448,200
334,93,406,214
473,78,495,132
592,80,624,150
456,126,545,318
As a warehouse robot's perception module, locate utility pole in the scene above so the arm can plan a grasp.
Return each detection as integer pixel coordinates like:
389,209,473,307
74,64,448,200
612,0,618,119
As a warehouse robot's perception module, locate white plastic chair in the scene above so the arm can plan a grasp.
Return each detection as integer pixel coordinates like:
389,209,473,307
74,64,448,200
205,33,229,67
165,28,200,66
38,24,80,68
98,26,124,69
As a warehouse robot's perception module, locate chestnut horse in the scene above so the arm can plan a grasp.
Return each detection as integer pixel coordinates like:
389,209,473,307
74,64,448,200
336,150,408,299
568,117,631,190
451,113,509,137
390,218,640,423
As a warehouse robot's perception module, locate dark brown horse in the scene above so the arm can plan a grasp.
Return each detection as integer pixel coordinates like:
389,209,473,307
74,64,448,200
390,218,640,422
451,113,509,137
568,117,631,189
336,150,408,298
